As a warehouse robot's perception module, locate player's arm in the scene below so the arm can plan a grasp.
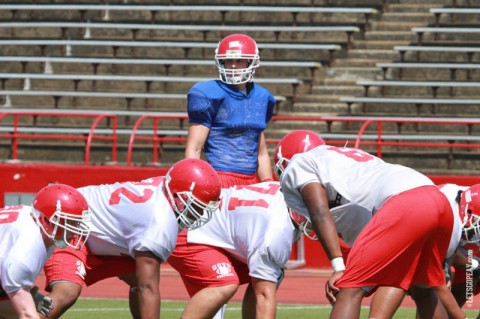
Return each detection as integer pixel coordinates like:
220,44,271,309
300,182,342,261
300,182,344,302
433,284,466,319
8,288,40,319
133,250,162,319
256,132,273,182
185,124,210,159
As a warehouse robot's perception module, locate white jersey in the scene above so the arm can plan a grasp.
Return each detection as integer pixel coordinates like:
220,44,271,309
0,206,54,294
281,145,434,245
78,176,178,262
438,183,465,258
188,182,294,283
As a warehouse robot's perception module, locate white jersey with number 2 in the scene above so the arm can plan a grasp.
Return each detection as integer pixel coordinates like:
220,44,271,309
78,176,178,262
281,145,434,246
188,181,294,283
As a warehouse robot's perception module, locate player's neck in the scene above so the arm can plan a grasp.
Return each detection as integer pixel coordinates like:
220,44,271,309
234,83,247,92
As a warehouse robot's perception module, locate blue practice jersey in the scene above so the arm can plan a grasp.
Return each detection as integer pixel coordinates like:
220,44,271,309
187,80,276,175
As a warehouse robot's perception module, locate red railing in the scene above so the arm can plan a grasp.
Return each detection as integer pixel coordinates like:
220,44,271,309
271,115,480,158
126,113,188,166
0,111,117,165
1,111,479,166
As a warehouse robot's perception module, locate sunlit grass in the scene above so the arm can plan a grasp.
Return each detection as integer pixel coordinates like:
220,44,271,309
60,298,478,319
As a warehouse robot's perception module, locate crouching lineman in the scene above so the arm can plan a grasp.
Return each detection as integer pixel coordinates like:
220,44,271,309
440,183,480,318
274,129,466,319
168,181,312,319
0,184,90,319
39,158,221,319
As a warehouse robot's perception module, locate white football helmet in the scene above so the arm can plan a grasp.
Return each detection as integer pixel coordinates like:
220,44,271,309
215,33,260,85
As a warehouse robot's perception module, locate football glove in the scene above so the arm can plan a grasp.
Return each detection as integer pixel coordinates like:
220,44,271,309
31,286,54,317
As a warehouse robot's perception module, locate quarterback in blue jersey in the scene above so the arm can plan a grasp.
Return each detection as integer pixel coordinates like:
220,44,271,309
185,34,276,187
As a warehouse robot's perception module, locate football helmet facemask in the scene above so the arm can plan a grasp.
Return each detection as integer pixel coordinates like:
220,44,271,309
215,34,260,85
32,184,90,250
165,158,221,231
459,184,480,243
274,130,326,180
290,209,317,240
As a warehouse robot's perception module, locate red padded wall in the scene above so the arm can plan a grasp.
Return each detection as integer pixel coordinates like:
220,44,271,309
0,163,477,268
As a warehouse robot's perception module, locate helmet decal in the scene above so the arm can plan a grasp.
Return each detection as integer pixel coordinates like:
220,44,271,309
274,130,326,180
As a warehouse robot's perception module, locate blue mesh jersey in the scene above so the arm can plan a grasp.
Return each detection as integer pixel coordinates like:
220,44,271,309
187,80,276,175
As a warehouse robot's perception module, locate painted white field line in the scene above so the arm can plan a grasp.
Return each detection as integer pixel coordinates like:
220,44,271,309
69,304,362,312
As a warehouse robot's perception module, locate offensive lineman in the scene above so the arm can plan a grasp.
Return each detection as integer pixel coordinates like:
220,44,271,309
168,181,309,319
274,130,466,319
0,184,90,319
40,158,221,318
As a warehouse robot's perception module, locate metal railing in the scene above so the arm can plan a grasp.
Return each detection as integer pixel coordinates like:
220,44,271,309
1,110,479,167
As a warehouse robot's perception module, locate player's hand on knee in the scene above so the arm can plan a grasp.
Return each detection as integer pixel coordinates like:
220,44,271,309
31,286,54,317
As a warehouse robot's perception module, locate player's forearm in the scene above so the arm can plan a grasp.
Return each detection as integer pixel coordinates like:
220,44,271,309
312,212,343,261
256,155,273,181
434,285,466,319
185,145,202,159
9,290,41,319
256,136,273,181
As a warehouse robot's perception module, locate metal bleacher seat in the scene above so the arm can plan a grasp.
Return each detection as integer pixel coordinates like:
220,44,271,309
0,39,342,64
430,7,480,26
339,96,480,115
0,4,378,27
394,45,480,62
356,80,480,98
376,62,480,80
0,73,302,104
0,90,287,113
412,26,480,45
0,21,360,49
0,56,322,84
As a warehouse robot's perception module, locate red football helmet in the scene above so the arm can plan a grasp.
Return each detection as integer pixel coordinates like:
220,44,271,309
459,184,480,243
32,184,90,249
274,130,326,180
165,158,221,230
290,209,317,240
215,33,260,85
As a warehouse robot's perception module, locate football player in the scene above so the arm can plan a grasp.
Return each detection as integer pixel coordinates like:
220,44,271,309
440,184,480,318
40,158,221,319
274,130,466,319
168,181,309,319
0,184,90,319
185,33,276,187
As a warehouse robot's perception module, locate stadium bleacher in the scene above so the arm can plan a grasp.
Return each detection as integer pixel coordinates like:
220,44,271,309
0,0,479,175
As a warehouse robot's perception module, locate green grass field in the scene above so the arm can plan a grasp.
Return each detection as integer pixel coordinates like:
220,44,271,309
61,298,478,319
